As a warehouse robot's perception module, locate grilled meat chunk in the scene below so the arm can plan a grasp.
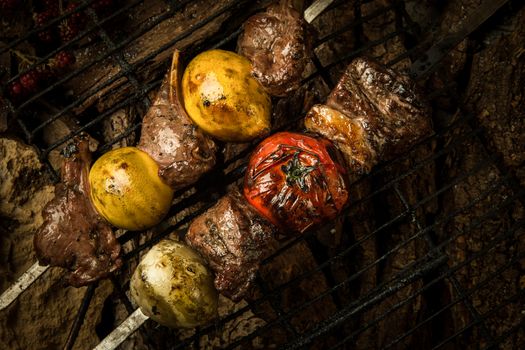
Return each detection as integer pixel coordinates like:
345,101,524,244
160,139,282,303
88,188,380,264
34,139,122,287
237,0,313,96
185,189,278,301
138,51,217,190
316,57,432,163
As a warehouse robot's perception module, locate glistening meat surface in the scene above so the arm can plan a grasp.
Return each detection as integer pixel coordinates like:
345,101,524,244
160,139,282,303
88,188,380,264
185,189,278,301
307,57,432,171
237,0,312,96
138,51,217,190
33,139,122,287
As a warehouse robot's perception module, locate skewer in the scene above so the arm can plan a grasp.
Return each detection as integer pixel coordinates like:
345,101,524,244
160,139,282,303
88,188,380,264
92,0,512,346
93,308,149,350
0,0,334,317
0,263,49,311
304,0,334,23
89,2,337,349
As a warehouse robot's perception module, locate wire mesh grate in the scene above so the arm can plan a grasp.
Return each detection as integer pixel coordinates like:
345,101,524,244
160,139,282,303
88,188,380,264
1,0,524,349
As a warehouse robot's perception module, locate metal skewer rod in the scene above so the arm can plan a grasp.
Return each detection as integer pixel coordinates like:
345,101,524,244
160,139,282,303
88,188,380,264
304,0,334,23
0,262,49,311
93,308,150,350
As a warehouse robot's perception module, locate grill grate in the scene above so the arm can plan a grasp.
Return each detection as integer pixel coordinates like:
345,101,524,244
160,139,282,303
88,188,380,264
1,0,524,349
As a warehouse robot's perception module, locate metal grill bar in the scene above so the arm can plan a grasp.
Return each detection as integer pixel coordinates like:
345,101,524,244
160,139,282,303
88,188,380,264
393,186,495,344
383,251,525,349
330,232,525,350
432,288,525,349
214,172,521,349
285,218,525,349
63,283,97,350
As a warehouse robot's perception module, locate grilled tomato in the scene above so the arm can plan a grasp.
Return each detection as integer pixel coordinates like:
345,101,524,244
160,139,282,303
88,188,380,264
130,239,218,328
182,49,271,142
244,132,349,234
88,147,174,231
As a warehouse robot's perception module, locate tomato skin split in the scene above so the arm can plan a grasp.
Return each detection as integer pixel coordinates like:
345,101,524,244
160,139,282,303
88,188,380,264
243,132,349,234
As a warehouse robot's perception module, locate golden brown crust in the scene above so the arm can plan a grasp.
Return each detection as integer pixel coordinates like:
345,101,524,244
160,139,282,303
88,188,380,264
305,104,377,174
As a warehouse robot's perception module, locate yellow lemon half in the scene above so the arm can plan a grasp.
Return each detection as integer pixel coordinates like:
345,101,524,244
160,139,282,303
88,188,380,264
89,147,174,231
182,49,271,142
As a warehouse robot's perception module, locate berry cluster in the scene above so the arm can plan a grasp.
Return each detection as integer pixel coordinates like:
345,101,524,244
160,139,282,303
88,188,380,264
5,0,117,103
33,1,86,45
0,0,22,12
8,51,76,102
33,0,116,46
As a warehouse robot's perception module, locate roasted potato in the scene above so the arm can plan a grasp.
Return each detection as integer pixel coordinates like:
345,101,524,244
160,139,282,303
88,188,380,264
130,239,218,328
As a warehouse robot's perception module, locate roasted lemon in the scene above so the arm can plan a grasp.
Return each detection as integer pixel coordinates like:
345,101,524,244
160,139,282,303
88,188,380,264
88,147,174,231
182,49,271,142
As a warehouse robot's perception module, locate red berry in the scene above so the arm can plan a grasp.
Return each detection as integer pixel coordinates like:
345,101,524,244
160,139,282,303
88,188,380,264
55,51,76,69
0,0,21,11
9,81,26,98
20,70,40,92
34,10,58,43
34,10,55,27
66,2,87,26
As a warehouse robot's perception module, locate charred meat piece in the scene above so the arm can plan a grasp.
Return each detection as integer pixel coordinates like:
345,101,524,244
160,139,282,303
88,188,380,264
138,51,217,190
34,139,122,287
324,57,432,161
185,189,278,301
237,0,313,97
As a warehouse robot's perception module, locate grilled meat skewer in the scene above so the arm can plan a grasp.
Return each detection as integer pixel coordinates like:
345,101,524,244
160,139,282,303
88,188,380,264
27,0,313,289
187,56,431,301
95,52,431,350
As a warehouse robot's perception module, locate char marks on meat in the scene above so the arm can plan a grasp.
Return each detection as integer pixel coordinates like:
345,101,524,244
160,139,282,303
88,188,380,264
237,0,313,97
138,51,217,190
306,57,432,171
34,139,122,287
185,189,278,301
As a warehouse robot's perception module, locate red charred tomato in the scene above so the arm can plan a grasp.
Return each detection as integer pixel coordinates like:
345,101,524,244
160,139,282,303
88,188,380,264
243,132,349,234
